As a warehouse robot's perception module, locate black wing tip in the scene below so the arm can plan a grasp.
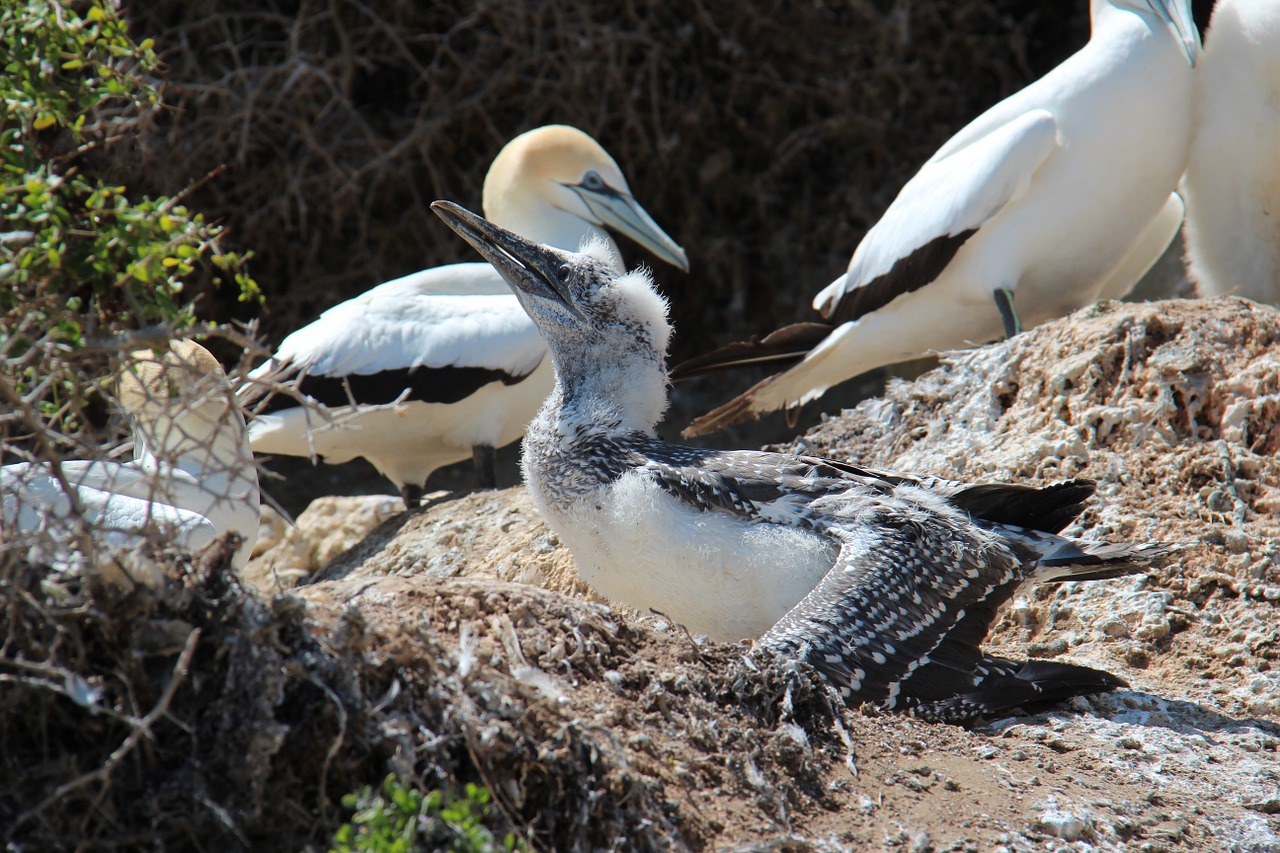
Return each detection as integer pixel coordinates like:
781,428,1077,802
670,322,834,381
830,227,979,325
1040,540,1185,580
254,364,532,415
953,478,1098,534
909,659,1126,725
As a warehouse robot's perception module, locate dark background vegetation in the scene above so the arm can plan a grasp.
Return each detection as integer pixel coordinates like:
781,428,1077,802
119,0,1102,346
110,0,1216,492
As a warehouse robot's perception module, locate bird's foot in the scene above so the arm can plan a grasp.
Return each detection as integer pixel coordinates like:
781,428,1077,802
400,484,426,511
473,444,497,490
993,287,1022,339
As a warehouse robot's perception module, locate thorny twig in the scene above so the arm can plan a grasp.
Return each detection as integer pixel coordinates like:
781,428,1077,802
10,627,203,832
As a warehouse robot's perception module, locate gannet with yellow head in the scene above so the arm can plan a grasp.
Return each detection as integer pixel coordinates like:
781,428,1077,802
2,340,260,575
247,125,687,506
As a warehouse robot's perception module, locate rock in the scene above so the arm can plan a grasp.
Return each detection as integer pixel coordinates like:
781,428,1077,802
304,488,600,605
243,494,404,592
1035,801,1092,841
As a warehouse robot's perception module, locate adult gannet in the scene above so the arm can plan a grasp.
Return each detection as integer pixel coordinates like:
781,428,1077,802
247,125,687,506
677,0,1200,436
1181,0,1280,304
2,340,260,572
432,201,1174,723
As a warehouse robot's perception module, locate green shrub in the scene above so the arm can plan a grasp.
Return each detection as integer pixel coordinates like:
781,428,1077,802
1,0,258,439
331,775,525,853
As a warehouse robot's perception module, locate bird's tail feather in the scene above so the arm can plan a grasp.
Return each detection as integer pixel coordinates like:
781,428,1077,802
682,323,865,437
683,379,773,437
1035,540,1181,583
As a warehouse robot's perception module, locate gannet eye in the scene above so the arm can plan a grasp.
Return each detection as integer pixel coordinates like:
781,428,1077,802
581,171,605,191
558,264,572,282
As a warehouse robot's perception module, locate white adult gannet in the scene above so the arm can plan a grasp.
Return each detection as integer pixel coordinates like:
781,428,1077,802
678,0,1200,436
1181,0,1280,304
2,340,260,573
247,125,687,505
433,201,1174,723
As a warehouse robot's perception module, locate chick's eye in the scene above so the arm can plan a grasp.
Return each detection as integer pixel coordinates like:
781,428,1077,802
558,264,572,282
582,171,605,191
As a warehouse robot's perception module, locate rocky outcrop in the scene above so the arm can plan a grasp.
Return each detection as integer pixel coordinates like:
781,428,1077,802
241,298,1279,850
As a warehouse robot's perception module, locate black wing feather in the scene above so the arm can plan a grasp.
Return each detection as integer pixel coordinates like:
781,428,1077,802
910,658,1126,723
256,363,535,415
758,508,1021,709
949,480,1095,533
825,228,978,325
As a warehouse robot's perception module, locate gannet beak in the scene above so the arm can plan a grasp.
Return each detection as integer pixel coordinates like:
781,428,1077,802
1148,0,1200,67
566,182,689,272
431,200,587,319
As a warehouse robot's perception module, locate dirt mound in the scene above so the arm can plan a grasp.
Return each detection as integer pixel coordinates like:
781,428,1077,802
0,533,871,851
6,297,1278,851
303,575,859,850
307,489,592,597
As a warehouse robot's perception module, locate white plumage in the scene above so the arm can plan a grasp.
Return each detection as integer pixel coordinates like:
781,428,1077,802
680,0,1200,435
556,466,838,640
2,340,260,575
247,124,687,504
1181,0,1280,304
247,271,552,493
279,266,544,379
432,200,1174,723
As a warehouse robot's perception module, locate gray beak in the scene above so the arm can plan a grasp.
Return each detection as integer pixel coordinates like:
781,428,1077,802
568,183,689,272
1149,0,1200,68
431,200,586,318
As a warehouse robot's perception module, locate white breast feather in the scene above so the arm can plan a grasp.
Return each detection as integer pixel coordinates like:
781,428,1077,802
551,471,836,642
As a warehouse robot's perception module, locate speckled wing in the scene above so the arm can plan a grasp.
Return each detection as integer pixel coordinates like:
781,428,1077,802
622,437,1099,538
757,500,1025,719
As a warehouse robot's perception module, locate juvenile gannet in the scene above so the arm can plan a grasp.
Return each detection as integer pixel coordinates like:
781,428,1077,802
677,0,1200,436
247,125,687,505
1181,0,1280,304
432,201,1174,723
2,340,260,572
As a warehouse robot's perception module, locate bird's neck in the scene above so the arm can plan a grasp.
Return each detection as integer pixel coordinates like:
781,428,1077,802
540,342,669,438
136,410,258,501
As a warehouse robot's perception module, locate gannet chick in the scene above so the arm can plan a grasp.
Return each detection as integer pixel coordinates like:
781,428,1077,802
247,125,687,506
431,201,1175,723
677,0,1200,436
1181,0,1280,304
2,340,260,574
